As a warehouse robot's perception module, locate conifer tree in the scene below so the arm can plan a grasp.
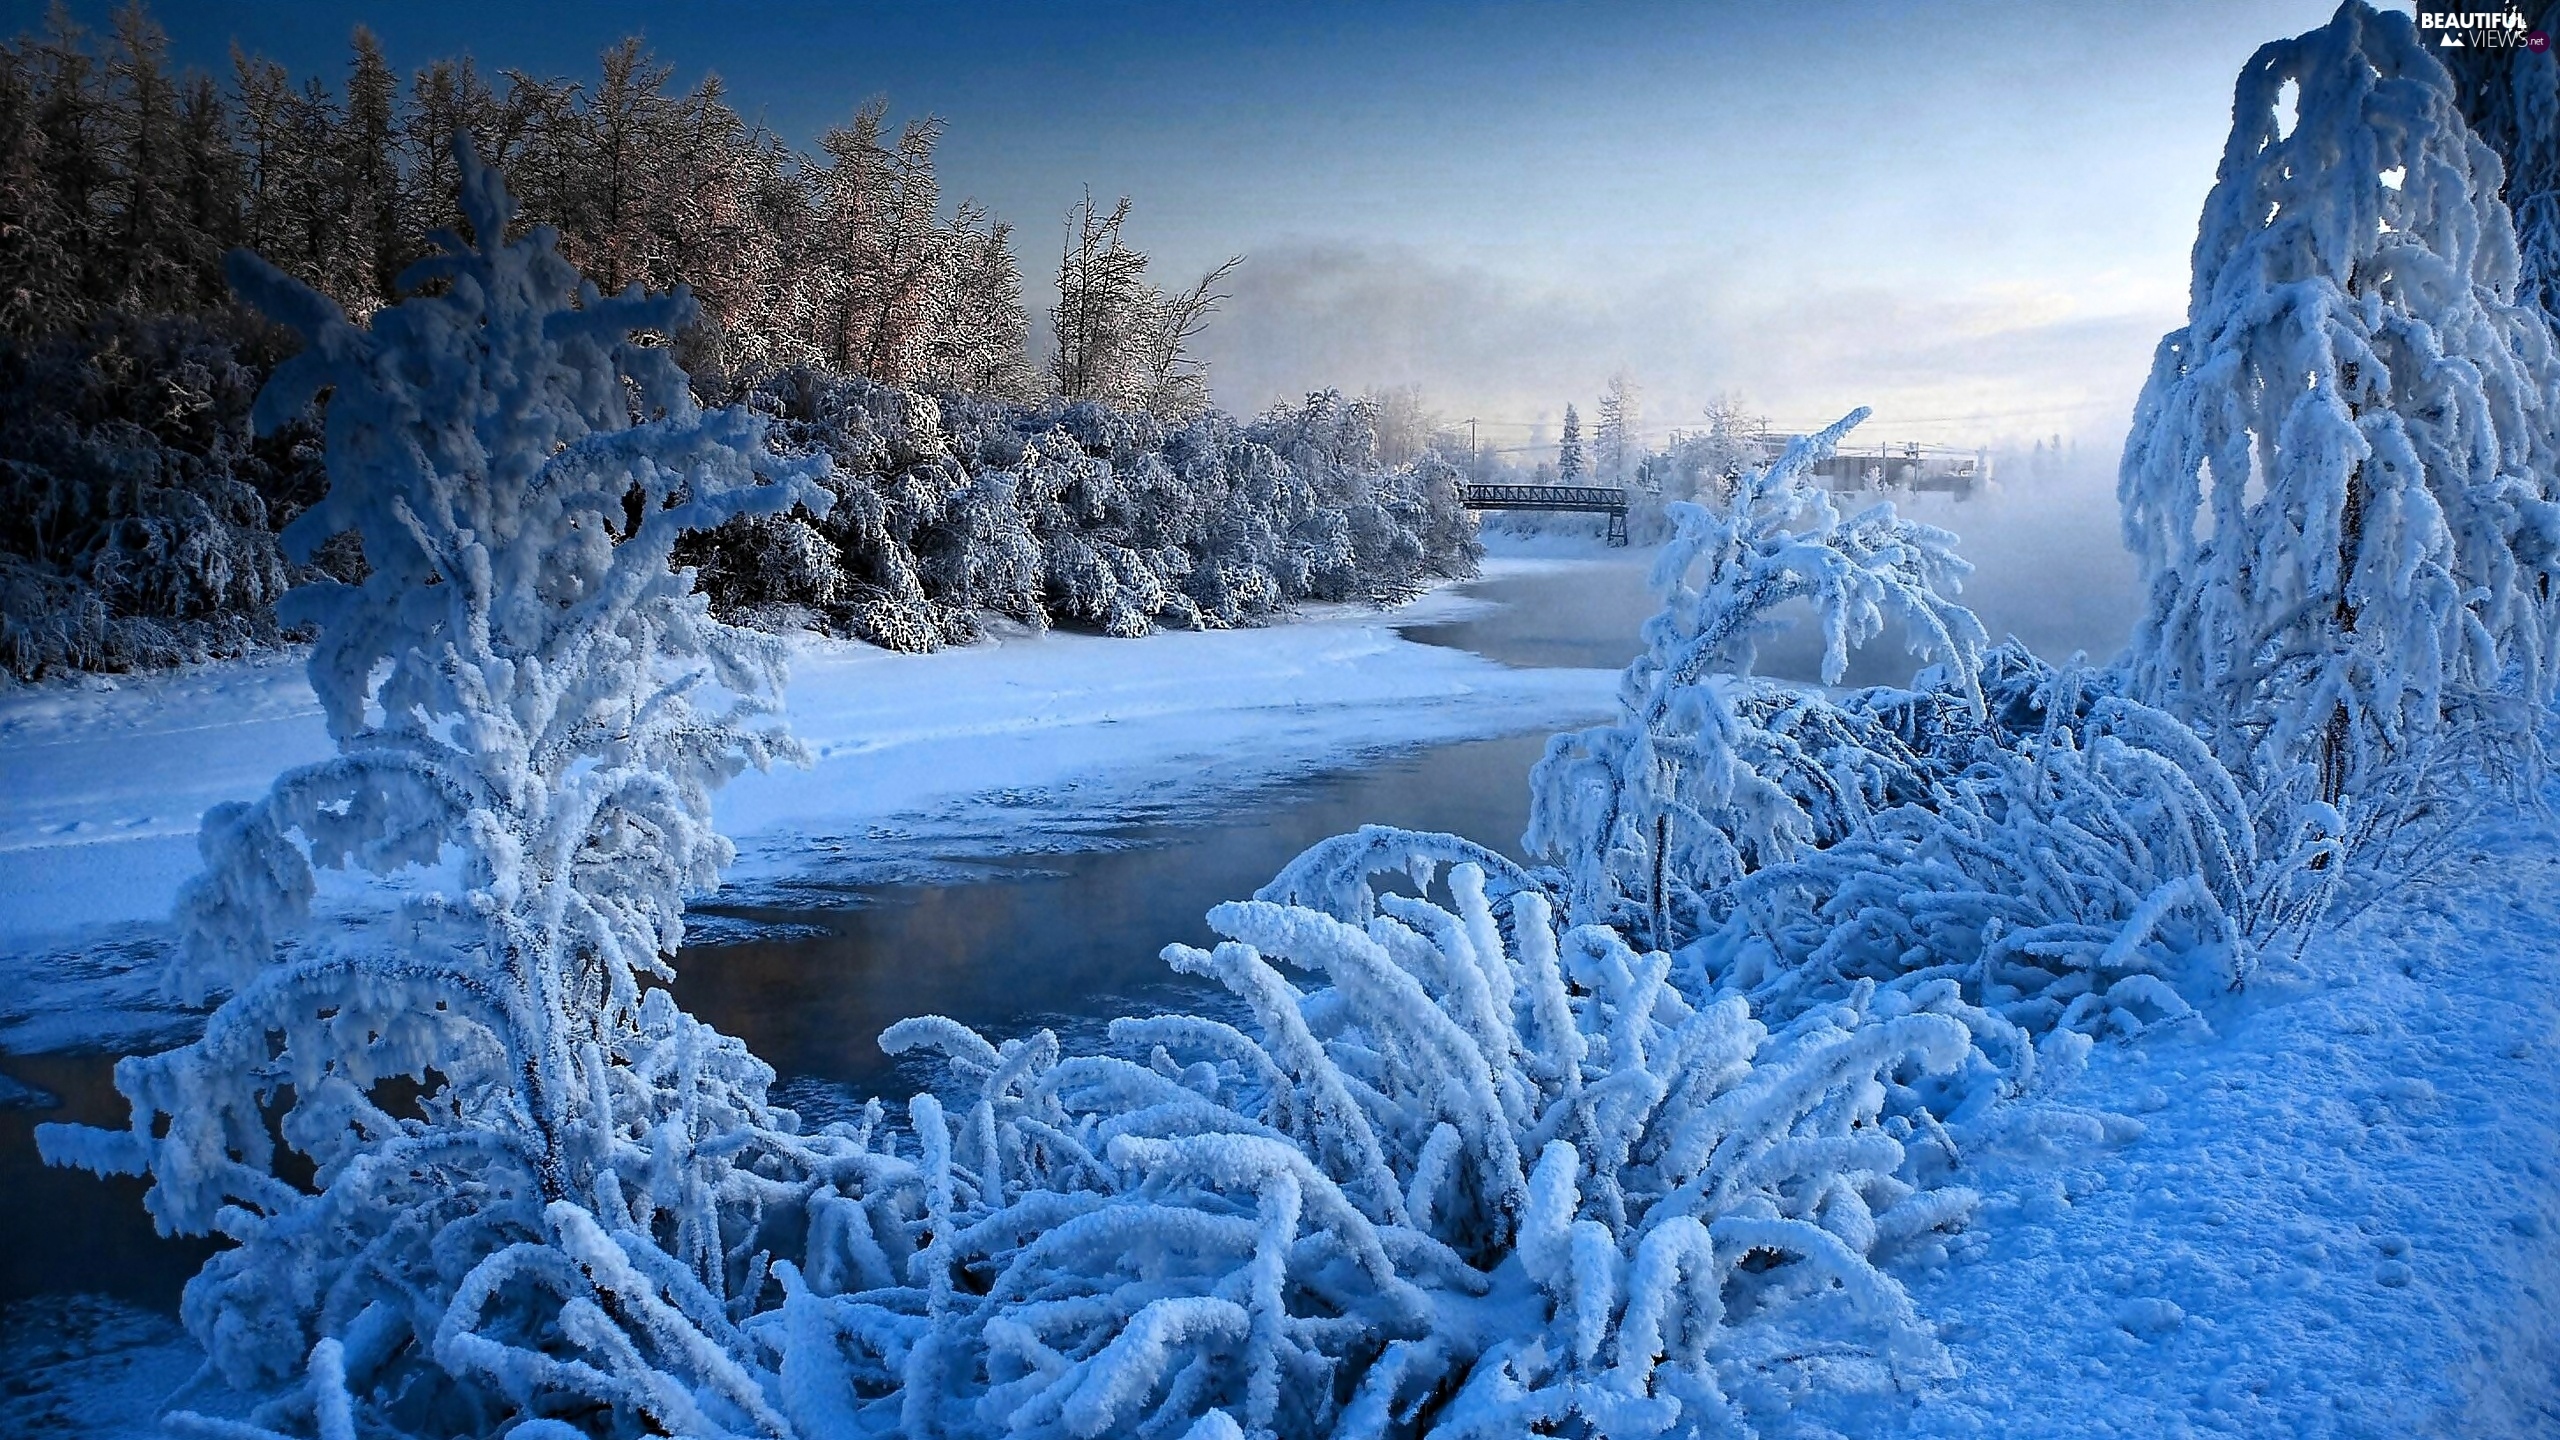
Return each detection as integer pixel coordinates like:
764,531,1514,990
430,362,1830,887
1594,371,1638,483
340,27,401,309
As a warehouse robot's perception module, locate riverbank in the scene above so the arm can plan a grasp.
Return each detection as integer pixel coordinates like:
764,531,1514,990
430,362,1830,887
0,545,1633,1054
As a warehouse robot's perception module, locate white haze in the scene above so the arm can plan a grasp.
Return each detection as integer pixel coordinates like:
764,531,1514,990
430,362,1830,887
1193,236,2176,459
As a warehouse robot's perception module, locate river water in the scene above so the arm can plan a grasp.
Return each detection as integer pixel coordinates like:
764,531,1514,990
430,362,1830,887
0,494,2141,1316
674,555,1661,1104
667,492,2141,1105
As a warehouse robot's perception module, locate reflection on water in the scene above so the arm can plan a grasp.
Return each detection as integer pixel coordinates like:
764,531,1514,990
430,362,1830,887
678,731,1552,1100
1399,562,1657,672
0,1053,217,1310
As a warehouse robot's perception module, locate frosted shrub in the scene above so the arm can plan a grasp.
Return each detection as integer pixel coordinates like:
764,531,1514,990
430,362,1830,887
1705,651,2308,1035
681,379,1481,652
756,848,2067,1438
0,309,328,680
2119,1,2560,851
37,145,834,1435
1526,410,1988,952
1528,410,2307,1034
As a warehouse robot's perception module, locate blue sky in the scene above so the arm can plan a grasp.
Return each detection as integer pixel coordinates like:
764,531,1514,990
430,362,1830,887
15,0,2358,452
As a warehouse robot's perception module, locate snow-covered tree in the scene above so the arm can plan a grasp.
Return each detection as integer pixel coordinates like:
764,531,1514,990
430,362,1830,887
38,143,834,1433
919,206,1039,402
1533,409,2304,1027
1557,402,1586,482
2444,0,2558,339
678,375,1480,651
2119,1,2560,836
1049,192,1239,419
1594,370,1640,484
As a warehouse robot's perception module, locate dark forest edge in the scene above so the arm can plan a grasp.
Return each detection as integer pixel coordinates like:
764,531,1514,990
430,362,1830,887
0,6,1479,681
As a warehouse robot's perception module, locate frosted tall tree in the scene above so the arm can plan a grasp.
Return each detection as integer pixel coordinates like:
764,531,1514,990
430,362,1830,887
1361,383,1435,465
1557,402,1586,481
2119,1,2560,831
2443,0,2558,338
1594,370,1640,483
919,206,1038,400
1050,191,1238,417
39,143,832,1431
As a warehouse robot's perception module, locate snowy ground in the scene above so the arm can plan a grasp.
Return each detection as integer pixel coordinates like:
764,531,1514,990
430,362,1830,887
1848,836,2560,1438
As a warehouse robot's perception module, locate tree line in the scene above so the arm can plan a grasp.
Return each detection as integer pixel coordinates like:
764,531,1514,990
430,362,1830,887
0,4,1357,681
0,3,1236,409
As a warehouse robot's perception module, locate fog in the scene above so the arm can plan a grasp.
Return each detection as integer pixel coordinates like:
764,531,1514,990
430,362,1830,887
1194,236,2173,460
1925,446,2141,664
1438,442,2141,693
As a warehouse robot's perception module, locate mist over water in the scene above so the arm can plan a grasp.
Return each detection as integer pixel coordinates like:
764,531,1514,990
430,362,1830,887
1430,451,2142,687
1906,451,2141,666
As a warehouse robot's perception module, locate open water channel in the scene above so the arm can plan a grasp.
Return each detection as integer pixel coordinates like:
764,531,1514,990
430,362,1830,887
0,495,2139,1324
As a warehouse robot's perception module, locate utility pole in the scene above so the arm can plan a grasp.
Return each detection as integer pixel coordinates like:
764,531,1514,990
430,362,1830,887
1463,417,1478,475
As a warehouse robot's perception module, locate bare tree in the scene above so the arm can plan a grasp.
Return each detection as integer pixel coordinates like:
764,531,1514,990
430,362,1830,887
1051,191,1238,415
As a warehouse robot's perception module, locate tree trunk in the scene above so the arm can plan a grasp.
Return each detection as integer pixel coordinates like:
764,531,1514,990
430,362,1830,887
1650,812,1669,953
2319,358,2366,809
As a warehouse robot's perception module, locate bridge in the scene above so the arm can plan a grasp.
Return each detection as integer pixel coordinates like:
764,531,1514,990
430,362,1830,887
1460,482,1629,546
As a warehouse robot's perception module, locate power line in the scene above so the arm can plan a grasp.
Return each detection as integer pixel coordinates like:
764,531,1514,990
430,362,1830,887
1443,396,2121,436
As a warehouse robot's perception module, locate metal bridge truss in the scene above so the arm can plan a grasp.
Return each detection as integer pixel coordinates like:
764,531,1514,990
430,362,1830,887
1459,483,1630,546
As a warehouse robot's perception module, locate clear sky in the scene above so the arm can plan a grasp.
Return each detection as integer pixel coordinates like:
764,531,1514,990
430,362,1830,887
14,0,2359,454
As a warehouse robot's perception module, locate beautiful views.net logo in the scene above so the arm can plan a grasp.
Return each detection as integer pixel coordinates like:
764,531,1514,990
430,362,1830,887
2418,4,2548,49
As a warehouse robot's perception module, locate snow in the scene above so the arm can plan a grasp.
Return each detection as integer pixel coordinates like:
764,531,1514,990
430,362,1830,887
10,555,2560,1432
715,572,1616,897
17,836,2560,1434
1848,828,2560,1437
0,556,1617,1040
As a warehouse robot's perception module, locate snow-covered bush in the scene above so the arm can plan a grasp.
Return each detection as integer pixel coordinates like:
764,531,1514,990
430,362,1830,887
1703,649,2315,1036
0,308,330,680
1526,411,1988,950
681,378,1480,652
1528,410,2308,1035
752,845,2066,1439
36,144,835,1435
2118,1,2560,839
